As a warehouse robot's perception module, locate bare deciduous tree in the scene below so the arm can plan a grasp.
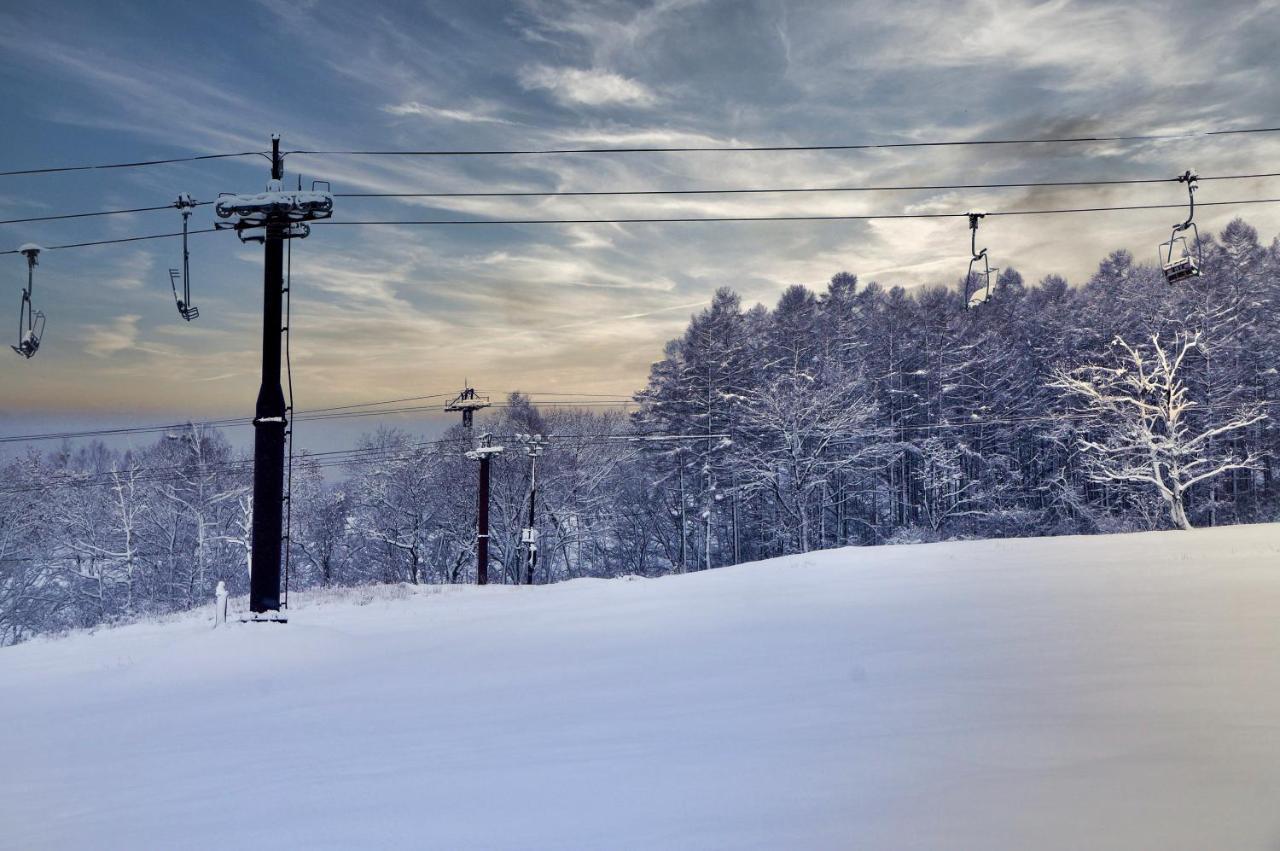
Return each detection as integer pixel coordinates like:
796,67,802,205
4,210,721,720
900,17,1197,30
1052,333,1265,530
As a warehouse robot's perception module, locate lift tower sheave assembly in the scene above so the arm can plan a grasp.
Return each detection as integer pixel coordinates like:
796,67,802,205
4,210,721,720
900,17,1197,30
445,385,490,430
214,135,333,617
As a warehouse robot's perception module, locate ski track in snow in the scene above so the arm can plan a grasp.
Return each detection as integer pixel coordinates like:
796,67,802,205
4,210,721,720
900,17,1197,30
3,525,1280,850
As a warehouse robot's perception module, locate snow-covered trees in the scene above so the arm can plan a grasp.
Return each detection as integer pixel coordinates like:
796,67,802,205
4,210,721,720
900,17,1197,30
1052,333,1265,529
735,373,887,553
5,218,1280,643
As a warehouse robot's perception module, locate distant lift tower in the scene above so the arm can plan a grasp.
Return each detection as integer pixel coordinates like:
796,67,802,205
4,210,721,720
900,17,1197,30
445,385,490,431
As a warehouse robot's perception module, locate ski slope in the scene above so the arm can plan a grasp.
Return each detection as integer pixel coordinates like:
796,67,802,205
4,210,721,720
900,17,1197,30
3,525,1280,850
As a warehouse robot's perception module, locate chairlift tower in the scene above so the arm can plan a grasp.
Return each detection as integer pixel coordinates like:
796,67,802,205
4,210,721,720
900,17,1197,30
445,385,490,431
465,434,504,585
214,134,333,618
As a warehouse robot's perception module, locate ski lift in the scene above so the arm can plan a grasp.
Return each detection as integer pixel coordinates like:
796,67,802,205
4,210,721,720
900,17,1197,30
169,193,199,320
965,213,997,309
11,244,44,359
1159,170,1201,284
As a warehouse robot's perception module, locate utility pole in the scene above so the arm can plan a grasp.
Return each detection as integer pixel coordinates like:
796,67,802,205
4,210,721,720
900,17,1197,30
465,434,504,585
214,134,333,618
518,433,547,584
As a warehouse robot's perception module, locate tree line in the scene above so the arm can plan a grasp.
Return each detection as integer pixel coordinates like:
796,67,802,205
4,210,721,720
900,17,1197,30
2,217,1277,644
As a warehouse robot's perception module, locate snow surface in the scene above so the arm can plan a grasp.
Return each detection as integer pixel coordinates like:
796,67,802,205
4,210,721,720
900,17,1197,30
3,525,1280,850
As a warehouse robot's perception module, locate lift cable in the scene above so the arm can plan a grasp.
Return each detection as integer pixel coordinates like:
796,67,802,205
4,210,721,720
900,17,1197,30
0,151,268,179
286,124,1280,158
5,171,1279,228
0,228,220,255
0,201,212,226
333,170,1280,200
6,196,1280,256
3,124,1278,180
313,197,1280,228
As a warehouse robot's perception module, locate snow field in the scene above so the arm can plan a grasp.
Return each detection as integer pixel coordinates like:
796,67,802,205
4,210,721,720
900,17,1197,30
2,525,1280,849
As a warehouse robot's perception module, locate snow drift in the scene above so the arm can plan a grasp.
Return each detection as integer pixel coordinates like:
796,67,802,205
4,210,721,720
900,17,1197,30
2,525,1280,850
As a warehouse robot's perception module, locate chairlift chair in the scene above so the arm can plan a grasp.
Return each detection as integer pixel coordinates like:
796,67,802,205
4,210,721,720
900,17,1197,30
964,213,996,310
1159,171,1202,284
169,194,199,320
11,244,44,359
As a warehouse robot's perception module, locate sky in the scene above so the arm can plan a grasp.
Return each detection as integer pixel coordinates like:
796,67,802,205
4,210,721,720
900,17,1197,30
1,0,1279,453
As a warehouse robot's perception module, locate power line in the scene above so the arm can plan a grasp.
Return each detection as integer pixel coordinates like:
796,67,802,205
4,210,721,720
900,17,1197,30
0,430,705,495
3,387,1269,455
0,394,643,445
333,171,1280,200
286,124,1280,158
292,392,456,416
3,394,1271,495
0,152,267,179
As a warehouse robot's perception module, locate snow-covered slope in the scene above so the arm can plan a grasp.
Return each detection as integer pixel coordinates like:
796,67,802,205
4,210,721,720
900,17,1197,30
3,526,1280,850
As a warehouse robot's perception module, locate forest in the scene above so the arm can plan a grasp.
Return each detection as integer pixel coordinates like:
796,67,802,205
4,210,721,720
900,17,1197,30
2,217,1277,644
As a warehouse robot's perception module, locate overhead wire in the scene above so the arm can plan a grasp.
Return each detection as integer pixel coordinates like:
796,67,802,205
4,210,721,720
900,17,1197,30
313,197,1280,228
333,171,1280,200
2,124,1277,181
6,172,1279,230
0,228,221,255
3,370,1276,449
0,202,211,226
0,431,719,495
0,151,268,179
286,124,1280,157
6,191,1280,256
0,393,642,445
2,394,1273,496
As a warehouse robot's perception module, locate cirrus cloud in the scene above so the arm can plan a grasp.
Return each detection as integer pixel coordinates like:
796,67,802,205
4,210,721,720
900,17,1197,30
518,64,657,107
383,101,516,125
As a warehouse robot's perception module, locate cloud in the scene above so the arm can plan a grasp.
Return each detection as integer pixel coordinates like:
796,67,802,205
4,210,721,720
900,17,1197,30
84,315,141,358
6,0,1280,424
518,65,657,107
383,101,515,125
857,0,1182,93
